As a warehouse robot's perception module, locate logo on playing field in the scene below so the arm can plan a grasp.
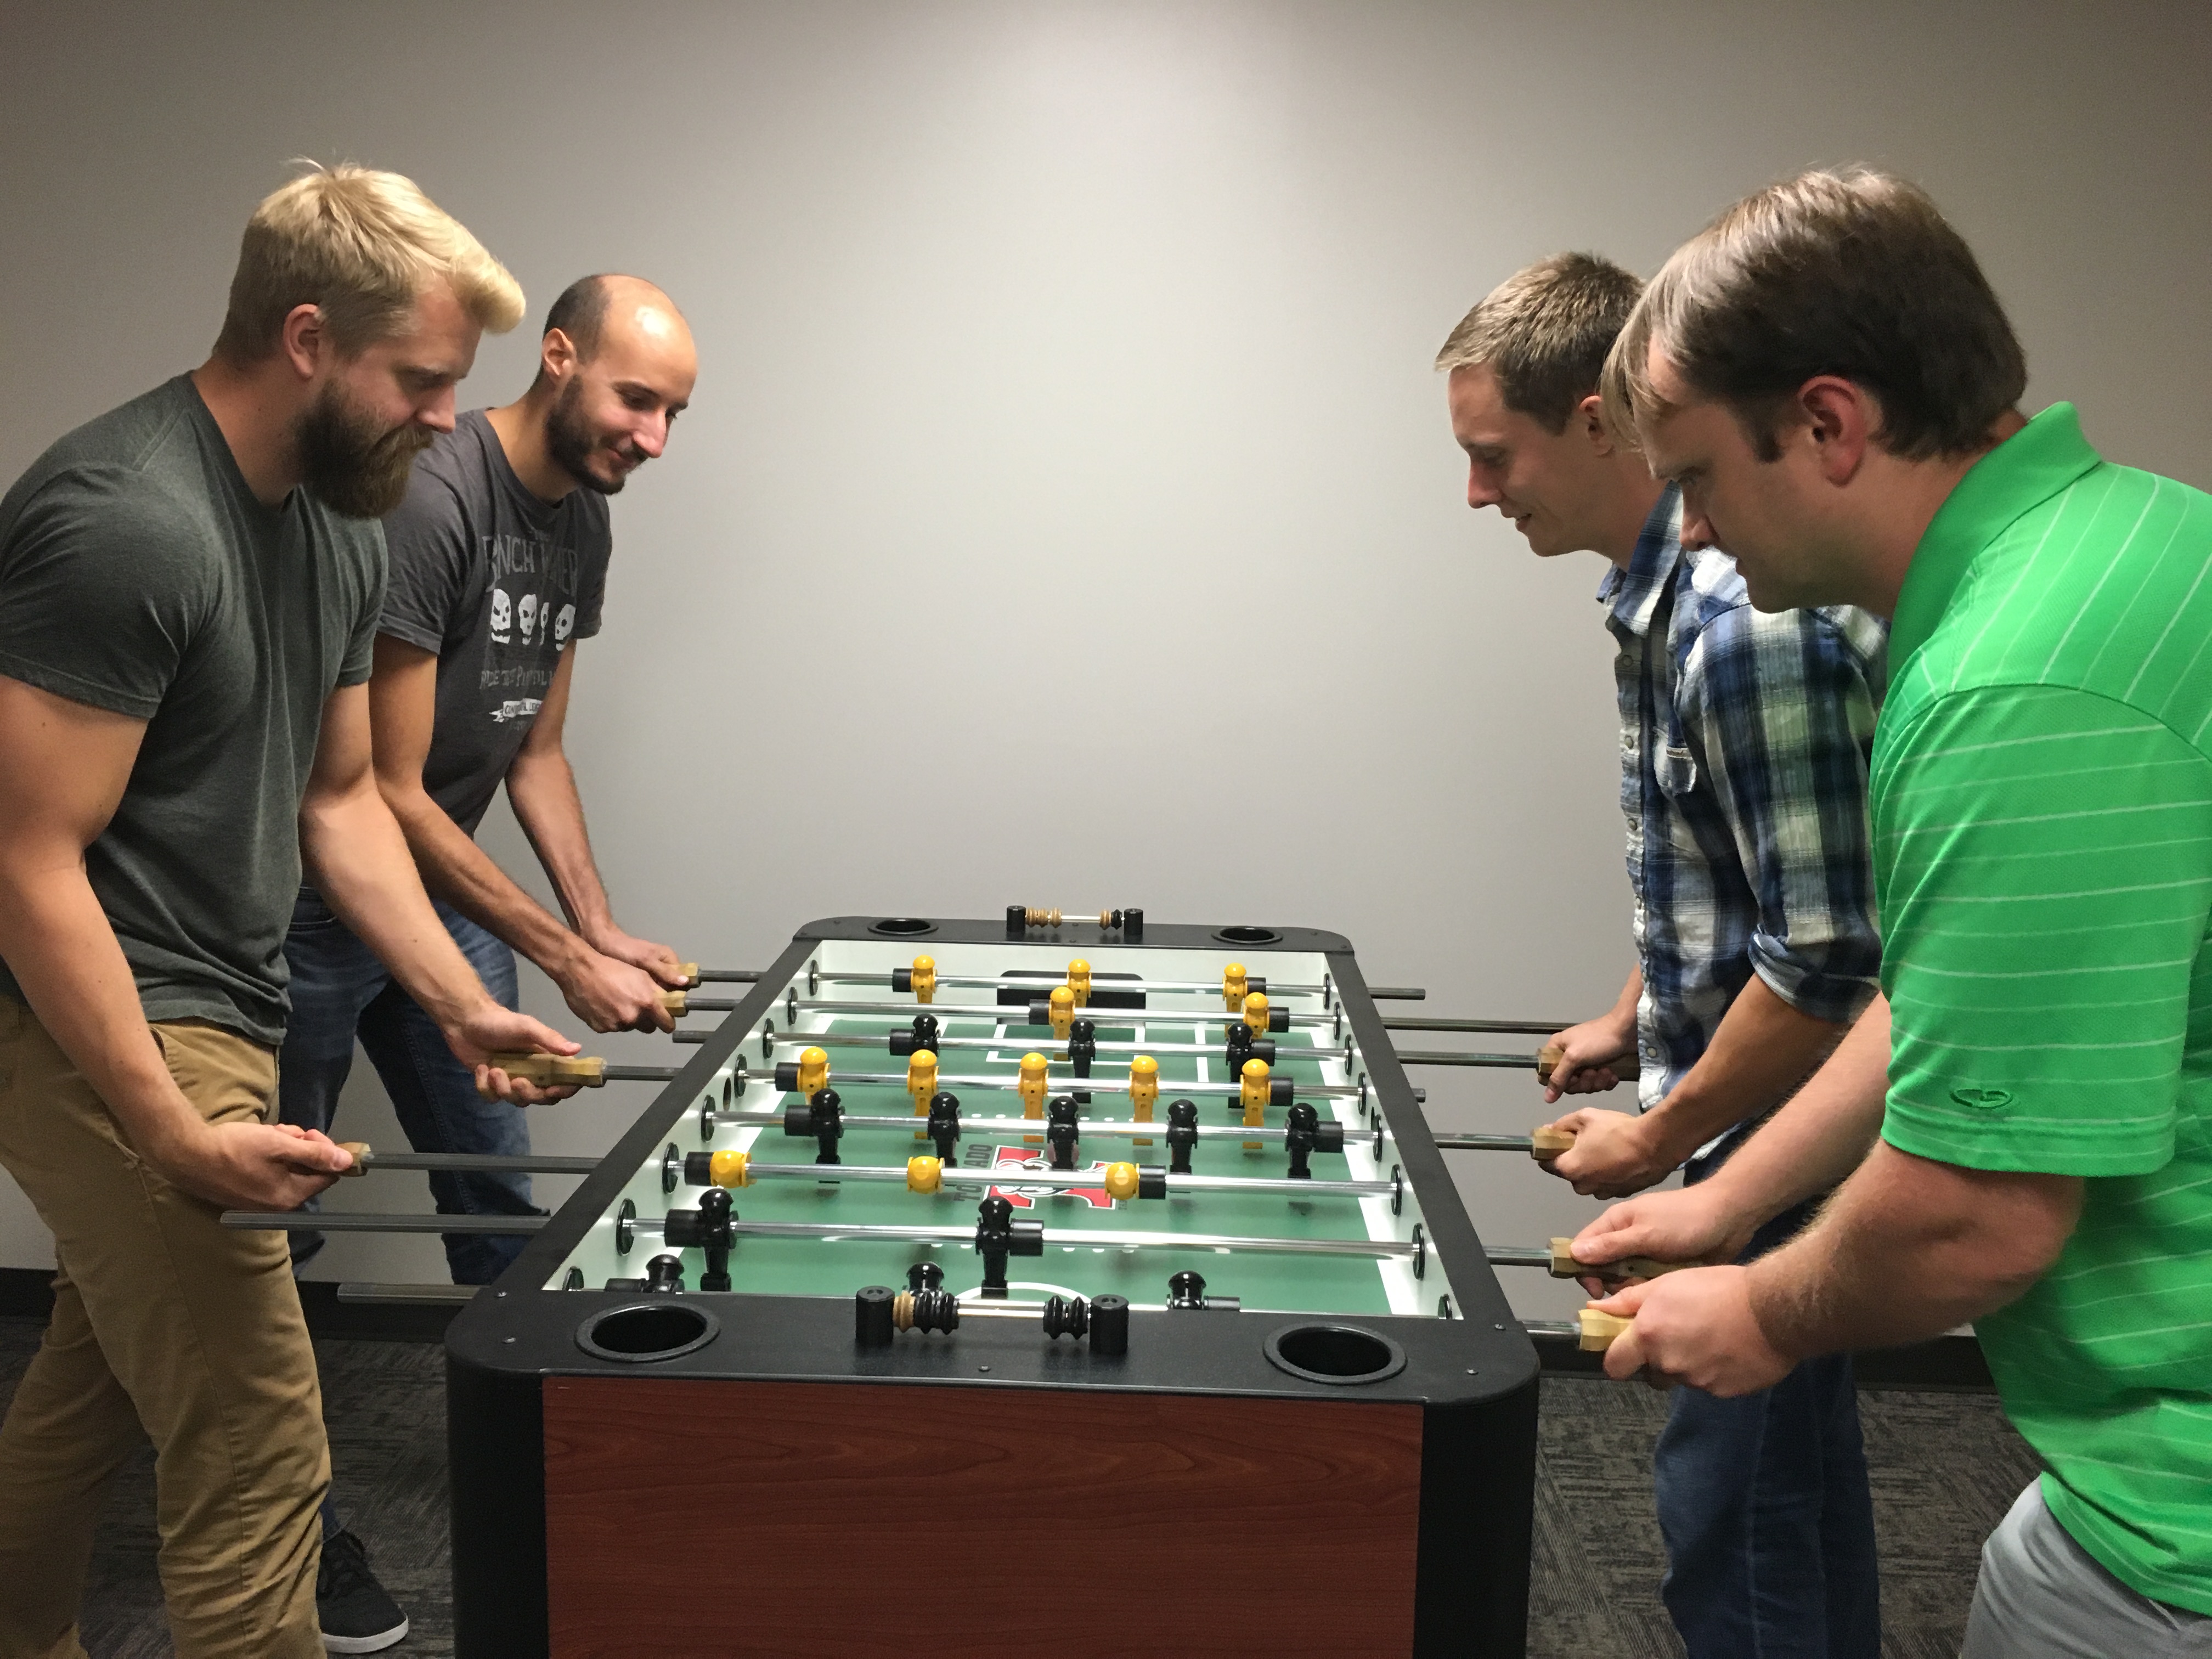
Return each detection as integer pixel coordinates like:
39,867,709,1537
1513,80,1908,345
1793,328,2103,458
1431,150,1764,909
985,1144,1113,1210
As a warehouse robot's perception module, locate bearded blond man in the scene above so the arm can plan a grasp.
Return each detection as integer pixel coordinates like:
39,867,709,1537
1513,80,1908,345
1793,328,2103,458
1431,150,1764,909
0,165,579,1659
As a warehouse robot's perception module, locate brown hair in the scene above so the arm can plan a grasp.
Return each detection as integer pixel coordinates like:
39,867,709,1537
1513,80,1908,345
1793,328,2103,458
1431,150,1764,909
1435,253,1645,433
1601,168,2025,460
214,162,524,363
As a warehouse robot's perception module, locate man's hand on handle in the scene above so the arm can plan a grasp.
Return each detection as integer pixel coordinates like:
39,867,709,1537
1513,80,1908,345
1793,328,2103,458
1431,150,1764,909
1541,1013,1635,1102
555,943,679,1035
146,1115,357,1211
442,1000,585,1104
1568,1182,1756,1297
1537,1107,1677,1198
1588,1267,1795,1395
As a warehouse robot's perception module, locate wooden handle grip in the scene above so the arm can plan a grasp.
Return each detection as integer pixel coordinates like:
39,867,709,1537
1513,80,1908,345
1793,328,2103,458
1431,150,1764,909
1578,1307,1633,1352
1548,1238,1692,1282
336,1141,370,1176
481,1053,607,1094
1535,1045,1642,1086
658,990,688,1015
1530,1125,1578,1158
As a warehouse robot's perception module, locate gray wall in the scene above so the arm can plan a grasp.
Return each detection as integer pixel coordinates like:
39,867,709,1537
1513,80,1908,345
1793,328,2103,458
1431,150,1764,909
3,1,2208,1320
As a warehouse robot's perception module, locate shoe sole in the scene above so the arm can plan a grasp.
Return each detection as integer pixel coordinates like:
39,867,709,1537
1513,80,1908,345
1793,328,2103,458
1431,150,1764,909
323,1617,409,1654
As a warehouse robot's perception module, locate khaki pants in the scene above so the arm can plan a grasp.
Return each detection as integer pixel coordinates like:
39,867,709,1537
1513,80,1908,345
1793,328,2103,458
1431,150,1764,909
0,999,326,1659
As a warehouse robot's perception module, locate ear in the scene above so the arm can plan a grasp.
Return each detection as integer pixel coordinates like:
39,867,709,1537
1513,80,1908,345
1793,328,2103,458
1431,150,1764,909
279,303,325,383
1575,393,1616,458
540,327,579,385
1797,376,1876,486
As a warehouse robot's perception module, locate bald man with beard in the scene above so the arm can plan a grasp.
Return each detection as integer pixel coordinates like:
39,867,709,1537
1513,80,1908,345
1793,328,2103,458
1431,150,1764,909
276,276,697,1650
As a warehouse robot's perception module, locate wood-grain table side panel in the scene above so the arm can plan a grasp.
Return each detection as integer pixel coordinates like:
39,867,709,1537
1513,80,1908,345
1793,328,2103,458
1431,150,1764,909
545,1376,1423,1658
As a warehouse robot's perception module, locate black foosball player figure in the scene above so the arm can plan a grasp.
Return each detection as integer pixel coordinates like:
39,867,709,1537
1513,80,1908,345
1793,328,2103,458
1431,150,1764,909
925,1091,962,1161
1066,1018,1096,1103
973,1196,1043,1297
783,1086,844,1165
661,1188,736,1289
889,1013,940,1057
1046,1096,1081,1170
1165,1099,1200,1175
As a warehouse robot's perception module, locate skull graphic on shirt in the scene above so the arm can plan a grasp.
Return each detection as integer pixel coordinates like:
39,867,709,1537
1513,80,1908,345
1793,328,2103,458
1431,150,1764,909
517,593,539,642
554,603,576,649
489,586,512,644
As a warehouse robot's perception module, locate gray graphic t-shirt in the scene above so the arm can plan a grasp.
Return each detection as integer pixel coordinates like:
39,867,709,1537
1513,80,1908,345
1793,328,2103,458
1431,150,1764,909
380,410,611,835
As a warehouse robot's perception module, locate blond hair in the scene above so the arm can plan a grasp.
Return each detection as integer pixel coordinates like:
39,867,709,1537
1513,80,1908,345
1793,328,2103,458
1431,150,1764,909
1435,253,1645,433
1601,168,2024,460
214,162,524,363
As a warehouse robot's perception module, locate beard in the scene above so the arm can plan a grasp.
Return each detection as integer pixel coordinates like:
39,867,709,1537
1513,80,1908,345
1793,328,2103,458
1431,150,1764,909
544,375,642,495
296,381,435,519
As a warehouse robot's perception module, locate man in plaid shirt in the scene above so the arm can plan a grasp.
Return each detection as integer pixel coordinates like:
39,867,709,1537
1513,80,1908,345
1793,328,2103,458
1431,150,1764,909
1440,253,1888,1657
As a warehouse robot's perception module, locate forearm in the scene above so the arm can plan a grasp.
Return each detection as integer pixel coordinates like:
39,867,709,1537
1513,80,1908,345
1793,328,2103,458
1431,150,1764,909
1699,994,1893,1229
1637,975,1846,1164
301,782,493,1027
505,748,616,943
1748,1138,2081,1357
0,860,200,1152
380,776,583,974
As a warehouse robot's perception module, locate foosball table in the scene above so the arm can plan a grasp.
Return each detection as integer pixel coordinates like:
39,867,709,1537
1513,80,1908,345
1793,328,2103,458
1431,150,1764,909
247,911,1646,1657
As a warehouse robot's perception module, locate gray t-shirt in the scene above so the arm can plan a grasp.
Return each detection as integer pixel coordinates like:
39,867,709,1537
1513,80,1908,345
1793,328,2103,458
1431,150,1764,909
379,410,610,836
0,375,384,1043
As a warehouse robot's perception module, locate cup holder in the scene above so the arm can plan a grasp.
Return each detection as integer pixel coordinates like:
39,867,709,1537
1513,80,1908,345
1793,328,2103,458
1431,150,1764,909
1263,1323,1407,1386
868,917,937,938
1212,924,1284,946
575,1302,721,1364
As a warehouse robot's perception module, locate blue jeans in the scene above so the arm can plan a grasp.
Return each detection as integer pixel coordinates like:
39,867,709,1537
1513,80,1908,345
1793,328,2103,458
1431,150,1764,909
1652,1161,1881,1658
278,888,542,1286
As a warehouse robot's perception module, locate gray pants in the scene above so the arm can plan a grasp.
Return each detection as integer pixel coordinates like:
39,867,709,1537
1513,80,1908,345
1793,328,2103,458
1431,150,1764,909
1963,1482,2212,1658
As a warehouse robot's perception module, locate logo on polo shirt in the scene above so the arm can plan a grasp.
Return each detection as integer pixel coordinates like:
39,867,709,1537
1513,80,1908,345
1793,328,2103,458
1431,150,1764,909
1950,1086,2013,1110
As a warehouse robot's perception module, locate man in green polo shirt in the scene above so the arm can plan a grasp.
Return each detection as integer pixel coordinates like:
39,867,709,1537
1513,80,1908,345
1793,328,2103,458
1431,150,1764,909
1562,167,2212,1655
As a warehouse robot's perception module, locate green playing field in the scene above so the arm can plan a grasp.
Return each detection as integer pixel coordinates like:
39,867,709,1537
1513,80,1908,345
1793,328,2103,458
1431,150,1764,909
655,1010,1401,1316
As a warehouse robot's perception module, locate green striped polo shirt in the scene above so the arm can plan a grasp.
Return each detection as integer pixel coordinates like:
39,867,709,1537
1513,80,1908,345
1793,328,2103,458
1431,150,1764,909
1875,403,2212,1613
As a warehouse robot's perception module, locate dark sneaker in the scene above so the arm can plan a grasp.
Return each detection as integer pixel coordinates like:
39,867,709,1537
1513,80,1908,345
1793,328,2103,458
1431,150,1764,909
318,1528,410,1653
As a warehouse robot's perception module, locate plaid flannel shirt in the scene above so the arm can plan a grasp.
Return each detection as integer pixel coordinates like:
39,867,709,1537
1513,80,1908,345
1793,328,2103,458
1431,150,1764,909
1601,487,1887,1159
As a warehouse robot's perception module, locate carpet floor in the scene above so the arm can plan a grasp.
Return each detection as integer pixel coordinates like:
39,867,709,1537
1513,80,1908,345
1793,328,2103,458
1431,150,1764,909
0,1317,2040,1657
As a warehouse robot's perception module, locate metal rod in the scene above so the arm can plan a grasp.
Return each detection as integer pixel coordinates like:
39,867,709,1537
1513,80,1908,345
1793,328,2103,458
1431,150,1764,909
704,1108,1367,1147
1383,1016,1564,1035
222,1213,550,1234
605,1065,681,1084
336,1283,481,1305
1521,1319,1579,1340
784,998,1342,1031
1367,986,1426,1001
724,1028,1353,1065
629,1216,1417,1259
1391,1049,1539,1070
1485,1246,1556,1269
347,1150,602,1175
719,1161,1390,1200
1432,1133,1538,1153
815,970,1330,999
747,1064,1357,1101
694,970,764,984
